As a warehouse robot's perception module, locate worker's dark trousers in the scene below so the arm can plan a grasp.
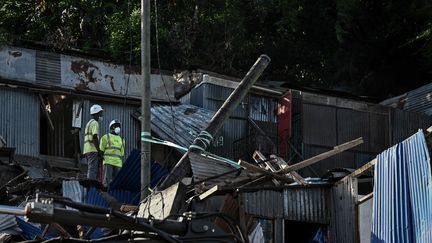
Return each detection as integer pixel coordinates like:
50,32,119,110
86,152,99,180
103,164,120,187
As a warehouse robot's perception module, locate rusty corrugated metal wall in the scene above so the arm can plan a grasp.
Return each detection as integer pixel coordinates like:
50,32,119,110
0,87,40,156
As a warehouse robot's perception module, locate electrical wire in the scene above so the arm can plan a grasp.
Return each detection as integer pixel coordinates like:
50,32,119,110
153,0,178,168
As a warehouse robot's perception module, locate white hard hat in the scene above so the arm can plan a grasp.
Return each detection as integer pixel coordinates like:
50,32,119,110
90,104,103,115
109,119,121,128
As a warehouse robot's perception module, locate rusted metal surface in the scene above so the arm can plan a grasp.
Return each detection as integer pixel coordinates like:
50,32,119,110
0,46,176,102
62,55,176,101
0,46,36,82
0,87,40,156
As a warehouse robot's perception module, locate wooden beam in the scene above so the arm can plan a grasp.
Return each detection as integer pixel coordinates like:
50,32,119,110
275,137,364,174
334,159,377,185
238,160,293,184
357,192,373,205
198,185,219,200
38,94,54,131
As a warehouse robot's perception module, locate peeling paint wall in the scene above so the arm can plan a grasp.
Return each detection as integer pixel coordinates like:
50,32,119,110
0,46,36,82
0,46,176,102
61,55,176,101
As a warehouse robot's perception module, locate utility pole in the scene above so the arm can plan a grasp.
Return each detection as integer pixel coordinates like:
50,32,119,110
158,55,271,190
141,0,151,200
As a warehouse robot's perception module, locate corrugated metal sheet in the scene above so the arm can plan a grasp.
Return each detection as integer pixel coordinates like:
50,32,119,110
150,104,214,149
80,100,140,156
337,108,370,152
372,130,432,242
331,177,358,243
0,87,39,156
241,190,284,218
108,190,138,205
249,95,277,123
109,149,168,195
0,214,20,234
180,83,278,159
283,186,330,224
302,103,337,147
16,217,45,240
391,109,432,145
380,82,432,115
86,187,109,208
189,152,244,185
62,180,86,208
36,51,61,84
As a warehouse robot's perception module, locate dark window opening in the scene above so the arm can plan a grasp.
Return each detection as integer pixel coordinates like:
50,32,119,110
284,220,327,243
39,94,75,158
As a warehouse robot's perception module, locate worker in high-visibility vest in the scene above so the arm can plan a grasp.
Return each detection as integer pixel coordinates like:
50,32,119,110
84,104,104,180
100,119,125,187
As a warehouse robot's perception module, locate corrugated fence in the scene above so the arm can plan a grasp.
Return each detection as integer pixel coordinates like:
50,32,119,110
372,130,432,242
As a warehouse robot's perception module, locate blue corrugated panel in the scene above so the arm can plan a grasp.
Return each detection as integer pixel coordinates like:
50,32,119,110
16,217,45,240
372,130,432,242
86,187,109,208
109,149,168,192
108,190,138,205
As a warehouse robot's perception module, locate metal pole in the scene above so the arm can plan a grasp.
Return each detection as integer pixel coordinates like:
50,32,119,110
141,0,151,200
158,55,271,190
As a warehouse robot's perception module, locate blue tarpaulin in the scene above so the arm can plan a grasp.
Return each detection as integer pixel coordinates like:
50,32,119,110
371,130,432,243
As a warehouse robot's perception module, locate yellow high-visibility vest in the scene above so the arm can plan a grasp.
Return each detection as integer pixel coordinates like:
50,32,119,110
83,119,99,154
100,133,125,167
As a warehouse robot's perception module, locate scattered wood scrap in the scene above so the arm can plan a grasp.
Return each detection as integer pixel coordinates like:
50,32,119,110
138,182,186,220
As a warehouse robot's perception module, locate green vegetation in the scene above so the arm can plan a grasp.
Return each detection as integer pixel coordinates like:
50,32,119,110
1,0,431,98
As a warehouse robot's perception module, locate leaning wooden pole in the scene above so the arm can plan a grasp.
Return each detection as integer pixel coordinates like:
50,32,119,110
157,55,271,190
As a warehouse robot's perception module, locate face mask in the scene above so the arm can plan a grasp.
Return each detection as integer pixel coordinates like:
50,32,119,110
99,116,104,122
114,127,121,134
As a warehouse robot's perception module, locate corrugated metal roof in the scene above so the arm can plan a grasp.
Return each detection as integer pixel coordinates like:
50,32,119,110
189,152,244,185
283,186,330,224
150,104,214,149
380,83,432,115
0,88,39,156
372,130,432,242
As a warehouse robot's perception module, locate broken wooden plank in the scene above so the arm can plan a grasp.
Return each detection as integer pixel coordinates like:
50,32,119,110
276,137,364,174
253,151,306,185
238,160,293,184
252,151,280,186
138,182,186,220
198,185,219,200
120,205,139,213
